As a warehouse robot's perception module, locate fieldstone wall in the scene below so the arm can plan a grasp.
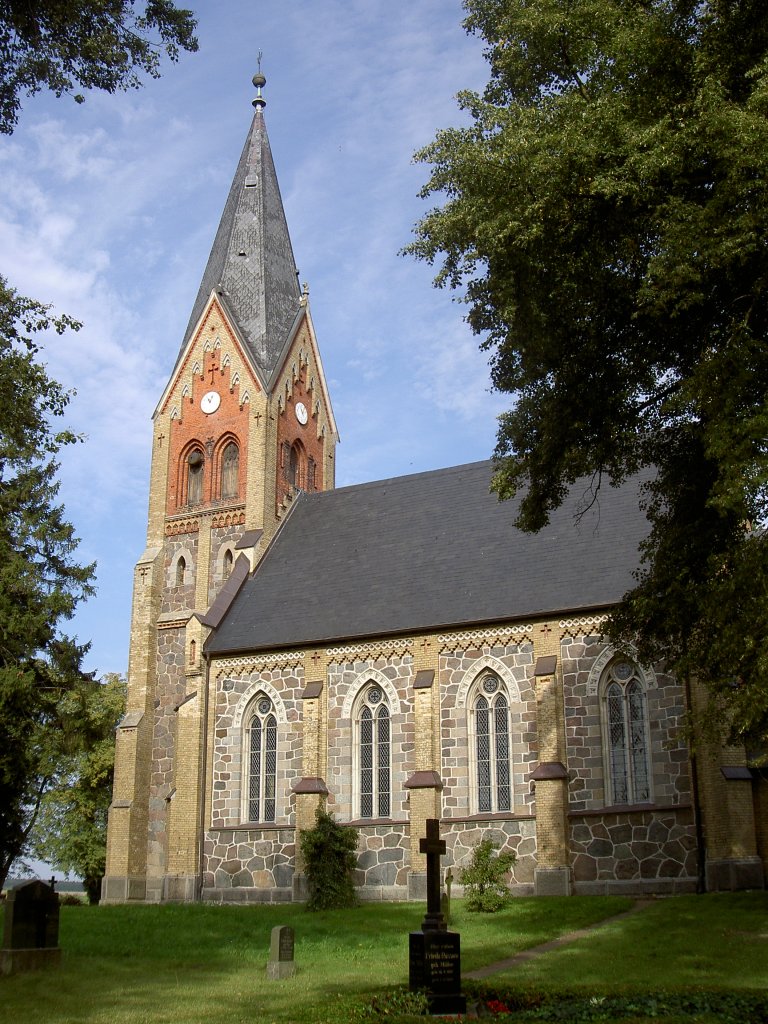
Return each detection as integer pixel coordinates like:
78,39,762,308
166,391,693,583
210,663,303,828
326,651,414,821
355,823,410,898
561,635,691,811
569,808,698,894
208,523,243,605
443,818,537,895
439,640,536,817
162,536,197,615
147,626,189,879
202,827,295,902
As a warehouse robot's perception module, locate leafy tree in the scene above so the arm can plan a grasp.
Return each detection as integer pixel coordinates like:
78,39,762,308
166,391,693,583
31,673,126,903
458,837,515,912
299,805,359,910
0,0,198,134
0,275,96,890
409,0,768,742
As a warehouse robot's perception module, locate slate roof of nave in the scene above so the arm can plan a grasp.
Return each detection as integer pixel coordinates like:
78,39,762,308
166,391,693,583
206,460,652,655
179,107,302,382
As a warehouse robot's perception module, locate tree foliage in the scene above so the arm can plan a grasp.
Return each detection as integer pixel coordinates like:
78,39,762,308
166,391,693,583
0,276,96,890
30,673,126,903
0,0,198,134
458,837,515,912
409,0,768,742
299,805,359,911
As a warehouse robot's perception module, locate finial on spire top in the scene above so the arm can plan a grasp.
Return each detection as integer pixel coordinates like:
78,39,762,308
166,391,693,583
253,50,266,110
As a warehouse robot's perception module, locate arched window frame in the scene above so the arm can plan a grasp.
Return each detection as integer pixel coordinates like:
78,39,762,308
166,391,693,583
178,442,205,507
468,672,512,815
219,439,240,500
599,658,653,806
242,693,278,824
222,547,234,580
282,440,306,490
353,682,392,820
175,555,186,587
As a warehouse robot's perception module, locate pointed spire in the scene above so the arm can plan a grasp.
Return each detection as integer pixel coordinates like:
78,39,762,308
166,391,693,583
180,66,302,381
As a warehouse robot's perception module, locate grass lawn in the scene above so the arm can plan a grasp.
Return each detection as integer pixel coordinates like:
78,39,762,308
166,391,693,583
0,893,765,1023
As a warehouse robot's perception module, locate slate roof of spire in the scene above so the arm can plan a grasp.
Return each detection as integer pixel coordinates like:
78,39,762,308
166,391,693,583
205,460,652,655
180,104,301,380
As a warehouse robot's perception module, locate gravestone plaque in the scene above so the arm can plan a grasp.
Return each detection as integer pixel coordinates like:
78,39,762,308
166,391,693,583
266,924,295,979
1,879,62,976
409,820,466,1015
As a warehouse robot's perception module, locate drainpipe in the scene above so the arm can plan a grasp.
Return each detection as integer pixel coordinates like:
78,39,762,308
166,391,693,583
684,672,707,893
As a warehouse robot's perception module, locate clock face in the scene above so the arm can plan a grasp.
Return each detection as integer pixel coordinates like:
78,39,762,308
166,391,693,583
295,401,308,425
201,390,221,414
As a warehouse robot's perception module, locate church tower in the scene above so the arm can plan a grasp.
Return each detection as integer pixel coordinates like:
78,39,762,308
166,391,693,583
102,72,338,902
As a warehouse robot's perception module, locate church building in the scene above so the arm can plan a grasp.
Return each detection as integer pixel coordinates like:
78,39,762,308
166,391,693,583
103,75,766,904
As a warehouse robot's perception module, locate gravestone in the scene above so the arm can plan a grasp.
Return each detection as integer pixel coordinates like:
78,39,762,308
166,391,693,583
1,879,62,976
266,924,295,979
409,820,466,1015
441,867,454,925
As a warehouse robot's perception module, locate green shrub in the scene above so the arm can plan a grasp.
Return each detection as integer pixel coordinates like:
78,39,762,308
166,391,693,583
458,837,515,912
299,805,359,910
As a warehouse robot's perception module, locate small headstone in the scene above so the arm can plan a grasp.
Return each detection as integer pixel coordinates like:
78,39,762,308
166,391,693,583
0,879,62,976
266,924,295,980
409,820,466,1015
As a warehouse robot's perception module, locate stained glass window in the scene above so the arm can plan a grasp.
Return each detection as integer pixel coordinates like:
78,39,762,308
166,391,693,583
247,695,277,822
603,661,651,805
473,675,511,813
358,685,391,818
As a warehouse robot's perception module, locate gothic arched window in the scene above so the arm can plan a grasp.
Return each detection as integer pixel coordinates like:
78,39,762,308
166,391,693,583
470,673,511,814
223,548,234,579
356,684,391,819
246,694,277,823
175,556,186,587
187,449,204,505
221,442,239,499
601,659,651,805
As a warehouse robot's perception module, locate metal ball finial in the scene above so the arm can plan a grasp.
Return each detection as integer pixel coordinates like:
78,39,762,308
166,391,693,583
253,51,266,109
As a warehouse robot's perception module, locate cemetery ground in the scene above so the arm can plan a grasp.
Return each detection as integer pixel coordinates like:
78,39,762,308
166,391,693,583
0,893,766,1023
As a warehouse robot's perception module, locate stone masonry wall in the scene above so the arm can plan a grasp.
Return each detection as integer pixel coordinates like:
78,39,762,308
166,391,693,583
444,819,537,895
202,827,295,901
439,639,537,817
147,626,189,878
326,652,414,822
355,823,410,899
210,664,304,828
208,523,244,606
561,634,696,891
161,535,197,616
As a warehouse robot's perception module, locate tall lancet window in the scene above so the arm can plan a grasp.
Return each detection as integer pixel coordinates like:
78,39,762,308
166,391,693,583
602,659,651,805
246,695,277,822
356,684,391,819
471,673,511,814
221,441,239,499
187,449,204,505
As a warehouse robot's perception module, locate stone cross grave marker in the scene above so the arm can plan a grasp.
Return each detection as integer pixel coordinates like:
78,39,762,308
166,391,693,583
266,924,295,979
408,819,466,1015
0,879,62,976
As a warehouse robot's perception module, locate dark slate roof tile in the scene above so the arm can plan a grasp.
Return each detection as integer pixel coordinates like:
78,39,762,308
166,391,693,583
206,460,651,654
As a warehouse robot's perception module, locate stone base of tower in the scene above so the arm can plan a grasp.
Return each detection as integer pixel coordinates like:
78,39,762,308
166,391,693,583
100,875,148,903
534,866,572,896
705,857,764,892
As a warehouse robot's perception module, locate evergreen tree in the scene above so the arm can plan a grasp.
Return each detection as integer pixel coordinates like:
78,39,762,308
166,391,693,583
409,0,768,742
0,276,96,890
299,806,359,911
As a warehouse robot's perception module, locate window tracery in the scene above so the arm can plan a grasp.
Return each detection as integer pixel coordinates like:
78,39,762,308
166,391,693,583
601,659,652,805
355,684,391,819
245,694,277,823
469,672,511,814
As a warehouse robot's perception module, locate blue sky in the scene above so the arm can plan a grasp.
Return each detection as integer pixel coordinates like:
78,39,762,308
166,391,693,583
1,1,508,678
